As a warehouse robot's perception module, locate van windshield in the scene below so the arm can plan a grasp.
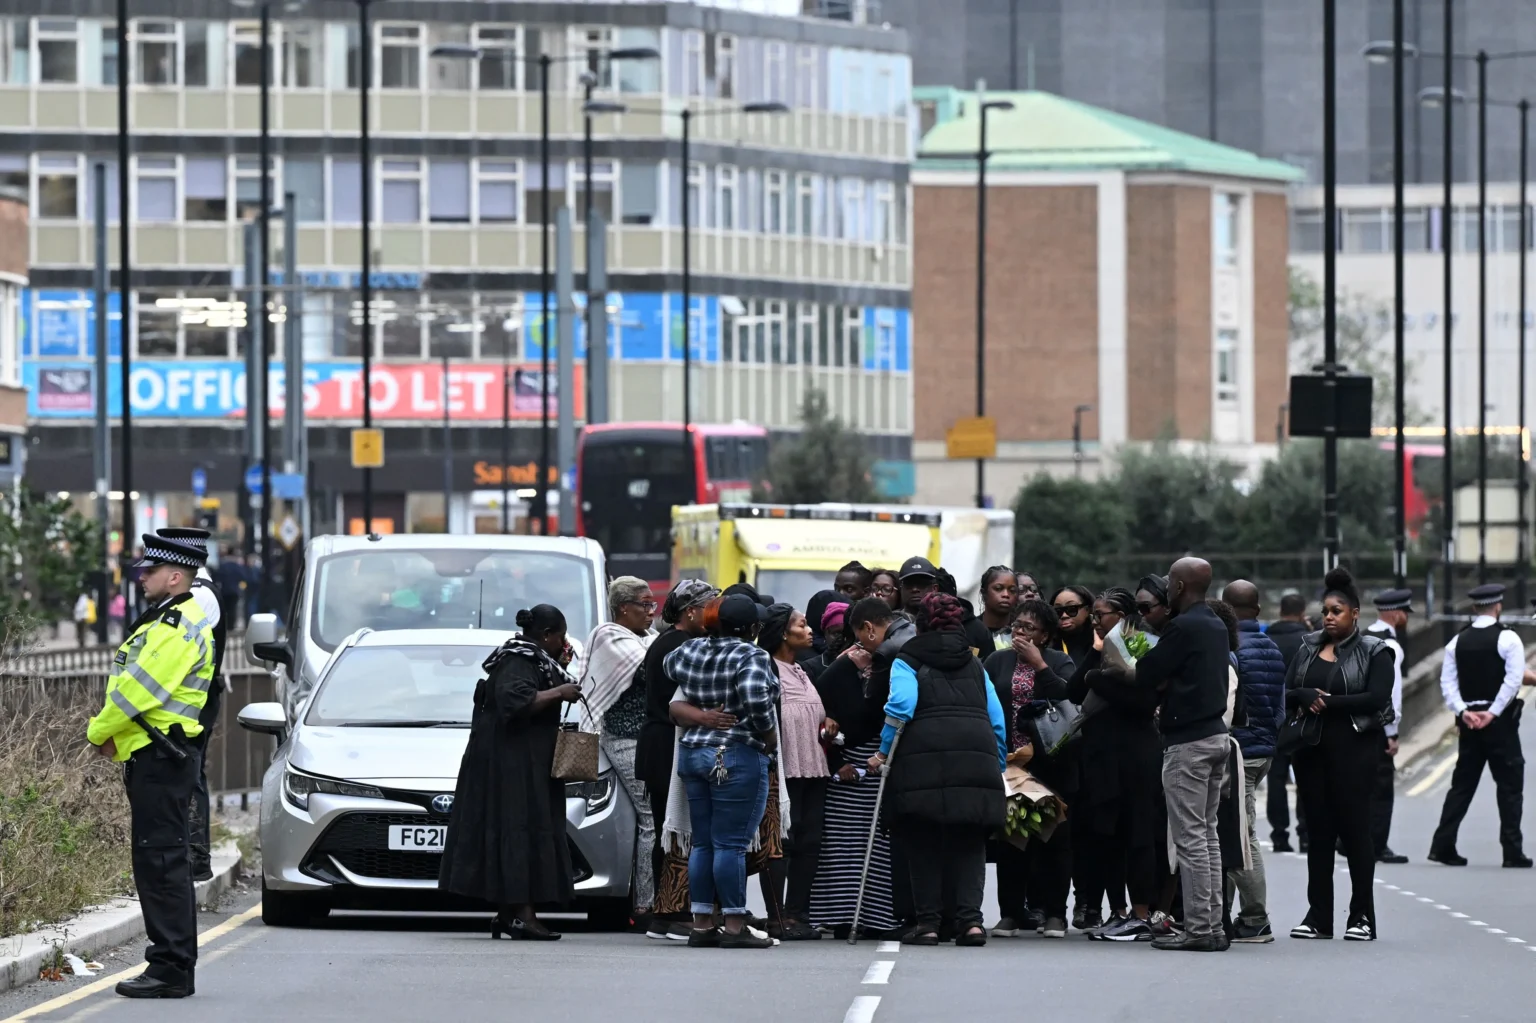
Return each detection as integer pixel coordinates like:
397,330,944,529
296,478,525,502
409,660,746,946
310,548,597,652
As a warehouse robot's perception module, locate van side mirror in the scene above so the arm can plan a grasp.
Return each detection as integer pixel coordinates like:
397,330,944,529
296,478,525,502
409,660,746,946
246,613,281,662
253,642,292,667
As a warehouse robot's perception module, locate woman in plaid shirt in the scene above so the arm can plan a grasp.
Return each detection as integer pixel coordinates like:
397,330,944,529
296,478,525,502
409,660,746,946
663,593,781,949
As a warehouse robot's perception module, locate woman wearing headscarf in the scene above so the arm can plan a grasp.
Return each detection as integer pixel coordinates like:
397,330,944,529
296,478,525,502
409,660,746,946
576,577,658,926
1136,574,1173,635
635,579,717,940
1285,567,1392,942
758,603,834,940
870,592,1008,946
439,604,581,940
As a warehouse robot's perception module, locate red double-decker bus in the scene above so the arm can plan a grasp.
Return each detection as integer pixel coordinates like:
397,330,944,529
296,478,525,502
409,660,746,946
576,422,770,585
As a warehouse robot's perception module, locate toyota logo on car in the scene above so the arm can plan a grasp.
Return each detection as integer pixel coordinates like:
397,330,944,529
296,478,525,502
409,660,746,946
431,794,454,815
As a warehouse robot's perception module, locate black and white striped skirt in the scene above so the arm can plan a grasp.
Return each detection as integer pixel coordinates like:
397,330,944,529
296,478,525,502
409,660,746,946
808,737,898,932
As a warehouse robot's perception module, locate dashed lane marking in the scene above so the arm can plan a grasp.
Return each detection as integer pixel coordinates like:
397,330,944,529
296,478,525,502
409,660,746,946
877,941,901,953
844,995,882,1023
862,961,894,985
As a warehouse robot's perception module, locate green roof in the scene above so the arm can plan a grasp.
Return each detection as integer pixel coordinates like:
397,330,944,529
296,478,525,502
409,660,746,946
915,88,1303,184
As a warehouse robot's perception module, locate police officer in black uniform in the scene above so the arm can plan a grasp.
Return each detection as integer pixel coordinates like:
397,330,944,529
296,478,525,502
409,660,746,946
1429,583,1532,868
157,527,228,881
1365,588,1411,863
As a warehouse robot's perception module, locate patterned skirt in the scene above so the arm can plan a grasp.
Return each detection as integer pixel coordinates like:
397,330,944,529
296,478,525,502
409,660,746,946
807,738,898,932
653,768,784,916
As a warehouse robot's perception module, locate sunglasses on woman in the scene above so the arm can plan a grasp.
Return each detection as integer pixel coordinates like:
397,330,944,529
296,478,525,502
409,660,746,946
1054,603,1086,618
1135,601,1161,615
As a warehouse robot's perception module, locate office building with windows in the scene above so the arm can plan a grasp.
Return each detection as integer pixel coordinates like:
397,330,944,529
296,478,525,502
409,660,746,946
5,0,914,536
911,88,1298,504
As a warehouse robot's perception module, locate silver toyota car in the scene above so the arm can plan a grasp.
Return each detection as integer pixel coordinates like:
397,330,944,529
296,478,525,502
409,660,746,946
239,628,636,928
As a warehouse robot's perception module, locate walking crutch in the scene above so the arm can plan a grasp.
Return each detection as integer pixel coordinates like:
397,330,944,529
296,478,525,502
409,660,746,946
849,720,904,945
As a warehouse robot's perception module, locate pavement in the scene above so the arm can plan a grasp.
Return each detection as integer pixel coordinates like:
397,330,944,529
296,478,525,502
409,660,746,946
4,716,1536,1023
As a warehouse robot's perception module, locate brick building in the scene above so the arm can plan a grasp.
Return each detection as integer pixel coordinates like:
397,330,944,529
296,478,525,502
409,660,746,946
0,186,25,484
911,88,1300,505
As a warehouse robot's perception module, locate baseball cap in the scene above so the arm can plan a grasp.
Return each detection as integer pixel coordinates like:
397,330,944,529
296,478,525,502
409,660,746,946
898,556,937,581
718,593,763,632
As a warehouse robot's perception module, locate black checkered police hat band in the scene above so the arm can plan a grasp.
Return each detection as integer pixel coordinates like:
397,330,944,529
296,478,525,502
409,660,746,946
136,533,209,569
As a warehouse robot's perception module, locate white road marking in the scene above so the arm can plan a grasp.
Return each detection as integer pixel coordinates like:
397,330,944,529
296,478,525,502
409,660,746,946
1470,920,1489,927
1384,884,1400,890
1408,752,1459,796
863,961,895,985
1400,890,1417,896
844,995,882,1023
1417,897,1434,902
877,940,901,952
1488,928,1508,935
1434,904,1451,910
1505,937,1525,943
1451,912,1470,918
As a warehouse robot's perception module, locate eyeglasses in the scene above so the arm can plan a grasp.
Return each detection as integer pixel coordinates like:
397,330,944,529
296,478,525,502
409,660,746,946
1135,601,1162,615
1054,604,1086,618
625,600,658,611
872,582,897,595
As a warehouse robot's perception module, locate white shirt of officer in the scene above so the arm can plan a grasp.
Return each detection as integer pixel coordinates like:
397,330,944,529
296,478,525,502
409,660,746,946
1440,607,1525,717
1366,619,1405,738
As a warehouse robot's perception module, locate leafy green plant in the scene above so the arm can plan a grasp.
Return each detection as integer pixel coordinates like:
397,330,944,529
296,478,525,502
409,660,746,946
754,389,878,504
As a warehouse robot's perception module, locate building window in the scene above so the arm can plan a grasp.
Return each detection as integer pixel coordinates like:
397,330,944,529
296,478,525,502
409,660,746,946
1214,192,1240,267
344,23,361,89
711,33,736,100
844,307,864,368
136,158,177,222
379,24,420,89
717,165,738,231
36,155,80,219
524,161,567,224
796,45,819,110
1,21,28,86
1215,329,1240,404
234,157,274,221
479,292,522,359
476,159,520,223
474,25,519,90
839,178,864,241
765,41,787,105
621,161,657,225
380,159,422,223
1341,207,1387,254
183,21,209,87
615,28,660,93
284,22,320,88
577,160,616,222
797,302,817,365
379,296,423,357
765,170,785,234
36,18,79,84
134,19,179,86
576,27,615,91
285,158,324,222
792,173,815,236
184,157,227,221
137,298,179,356
231,21,268,87
331,158,360,223
683,162,704,228
429,159,470,223
682,29,703,97
873,181,894,245
179,290,239,357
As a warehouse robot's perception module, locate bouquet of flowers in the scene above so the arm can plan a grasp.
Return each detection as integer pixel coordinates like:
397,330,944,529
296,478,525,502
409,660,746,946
1102,618,1158,675
999,753,1067,851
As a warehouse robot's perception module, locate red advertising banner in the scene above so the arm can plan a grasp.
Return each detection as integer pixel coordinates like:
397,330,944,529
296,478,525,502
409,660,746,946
301,363,584,422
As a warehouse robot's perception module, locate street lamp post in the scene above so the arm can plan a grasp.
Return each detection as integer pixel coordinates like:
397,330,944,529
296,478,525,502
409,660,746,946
1322,0,1339,569
1478,50,1489,582
975,96,1015,510
433,45,655,534
114,0,132,565
358,0,375,532
1519,100,1531,606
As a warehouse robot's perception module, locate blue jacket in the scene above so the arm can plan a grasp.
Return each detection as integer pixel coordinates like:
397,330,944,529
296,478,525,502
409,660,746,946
1231,619,1287,758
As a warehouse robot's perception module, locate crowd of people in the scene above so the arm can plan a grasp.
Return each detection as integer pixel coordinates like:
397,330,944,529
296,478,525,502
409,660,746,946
440,555,1425,950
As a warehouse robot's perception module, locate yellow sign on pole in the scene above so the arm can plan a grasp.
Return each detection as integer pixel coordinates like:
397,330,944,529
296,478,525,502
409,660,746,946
351,427,385,468
946,416,998,460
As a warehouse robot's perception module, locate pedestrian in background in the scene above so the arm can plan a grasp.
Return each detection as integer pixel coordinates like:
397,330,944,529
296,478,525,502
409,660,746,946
577,577,659,928
1014,571,1043,605
1284,567,1393,941
439,605,582,941
978,566,1019,650
1221,579,1285,944
1429,583,1531,869
73,591,95,648
871,592,1007,947
868,568,901,611
983,598,1075,940
834,562,873,602
1265,593,1312,854
664,594,781,949
759,604,833,940
1365,589,1412,865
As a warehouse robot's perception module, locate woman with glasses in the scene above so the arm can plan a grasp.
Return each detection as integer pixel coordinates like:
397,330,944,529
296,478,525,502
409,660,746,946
982,599,1076,939
1285,567,1393,941
576,577,660,928
1051,585,1098,670
1135,575,1173,635
868,568,901,610
1063,587,1166,941
979,566,1020,651
1015,571,1043,604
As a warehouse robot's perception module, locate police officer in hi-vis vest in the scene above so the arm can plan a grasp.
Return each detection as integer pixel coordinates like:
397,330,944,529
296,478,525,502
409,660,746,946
87,532,217,998
1429,584,1532,869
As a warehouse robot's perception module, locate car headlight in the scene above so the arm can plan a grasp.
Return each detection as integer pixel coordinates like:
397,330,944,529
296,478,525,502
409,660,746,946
565,773,615,815
283,767,385,811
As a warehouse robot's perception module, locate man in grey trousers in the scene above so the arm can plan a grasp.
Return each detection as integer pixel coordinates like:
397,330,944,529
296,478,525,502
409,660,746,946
1121,558,1233,952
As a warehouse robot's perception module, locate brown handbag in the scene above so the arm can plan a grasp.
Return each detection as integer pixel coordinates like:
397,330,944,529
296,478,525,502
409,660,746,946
551,696,599,782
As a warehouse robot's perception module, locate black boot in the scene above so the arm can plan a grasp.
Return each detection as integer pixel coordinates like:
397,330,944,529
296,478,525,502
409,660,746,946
116,972,192,999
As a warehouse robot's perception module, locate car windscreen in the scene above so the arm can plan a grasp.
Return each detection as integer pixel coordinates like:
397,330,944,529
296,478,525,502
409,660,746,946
304,645,492,726
753,569,834,617
310,548,596,653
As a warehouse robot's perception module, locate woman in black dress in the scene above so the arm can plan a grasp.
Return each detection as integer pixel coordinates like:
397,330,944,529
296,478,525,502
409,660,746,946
439,604,581,940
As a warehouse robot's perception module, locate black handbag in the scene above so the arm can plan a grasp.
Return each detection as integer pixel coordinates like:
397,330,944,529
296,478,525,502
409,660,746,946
1023,701,1081,756
1276,710,1323,757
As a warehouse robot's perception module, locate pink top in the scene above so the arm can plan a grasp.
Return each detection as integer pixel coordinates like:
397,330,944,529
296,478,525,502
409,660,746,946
774,657,830,779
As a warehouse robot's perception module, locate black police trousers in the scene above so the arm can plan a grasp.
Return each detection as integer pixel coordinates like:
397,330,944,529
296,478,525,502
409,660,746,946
125,738,201,980
1431,706,1526,858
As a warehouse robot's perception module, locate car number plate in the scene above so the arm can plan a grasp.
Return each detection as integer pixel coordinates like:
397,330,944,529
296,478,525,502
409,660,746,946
387,824,448,851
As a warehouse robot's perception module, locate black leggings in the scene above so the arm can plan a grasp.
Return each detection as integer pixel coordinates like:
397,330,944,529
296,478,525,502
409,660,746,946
646,775,674,919
784,777,828,920
897,821,987,932
1293,718,1378,932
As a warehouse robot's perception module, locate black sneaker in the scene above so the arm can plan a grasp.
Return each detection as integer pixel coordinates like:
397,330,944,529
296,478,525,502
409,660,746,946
116,974,192,999
1024,908,1046,933
1151,932,1222,952
1087,914,1125,941
1098,916,1153,942
687,927,722,948
989,916,1022,937
1232,922,1275,944
1071,905,1088,931
1148,911,1179,939
1504,852,1534,868
1427,849,1468,866
1343,918,1375,941
1076,908,1103,932
720,926,777,949
1271,834,1294,854
1376,847,1409,865
780,920,822,941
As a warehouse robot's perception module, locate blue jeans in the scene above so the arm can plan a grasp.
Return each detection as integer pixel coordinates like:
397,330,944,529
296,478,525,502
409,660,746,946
678,743,770,916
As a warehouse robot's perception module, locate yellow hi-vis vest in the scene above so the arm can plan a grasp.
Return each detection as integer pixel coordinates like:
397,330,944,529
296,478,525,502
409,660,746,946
87,592,214,762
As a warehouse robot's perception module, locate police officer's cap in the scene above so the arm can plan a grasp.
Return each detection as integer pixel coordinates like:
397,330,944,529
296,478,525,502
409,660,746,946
1373,588,1414,613
156,526,211,557
1468,583,1506,607
135,533,209,570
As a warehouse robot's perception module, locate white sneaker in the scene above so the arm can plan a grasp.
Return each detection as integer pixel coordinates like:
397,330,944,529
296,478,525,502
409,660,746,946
1343,920,1375,941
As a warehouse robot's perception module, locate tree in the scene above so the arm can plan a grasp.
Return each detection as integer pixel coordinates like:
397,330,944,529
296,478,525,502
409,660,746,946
0,486,101,626
754,389,878,504
1116,442,1247,553
1289,265,1428,427
1012,474,1127,588
1233,439,1397,555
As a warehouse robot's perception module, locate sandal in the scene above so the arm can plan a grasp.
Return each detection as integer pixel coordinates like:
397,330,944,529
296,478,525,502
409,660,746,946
902,929,940,946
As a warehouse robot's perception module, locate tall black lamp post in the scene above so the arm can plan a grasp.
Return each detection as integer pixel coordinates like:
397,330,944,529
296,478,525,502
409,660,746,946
975,97,1015,510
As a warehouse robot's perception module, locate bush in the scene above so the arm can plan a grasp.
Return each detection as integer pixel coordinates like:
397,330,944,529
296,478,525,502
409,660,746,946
0,619,134,938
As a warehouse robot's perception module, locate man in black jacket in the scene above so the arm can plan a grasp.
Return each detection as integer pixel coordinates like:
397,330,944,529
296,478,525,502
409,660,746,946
1129,557,1232,952
1265,593,1312,853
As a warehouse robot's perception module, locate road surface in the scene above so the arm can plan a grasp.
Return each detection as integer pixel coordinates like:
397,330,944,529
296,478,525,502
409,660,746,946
5,711,1534,1023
